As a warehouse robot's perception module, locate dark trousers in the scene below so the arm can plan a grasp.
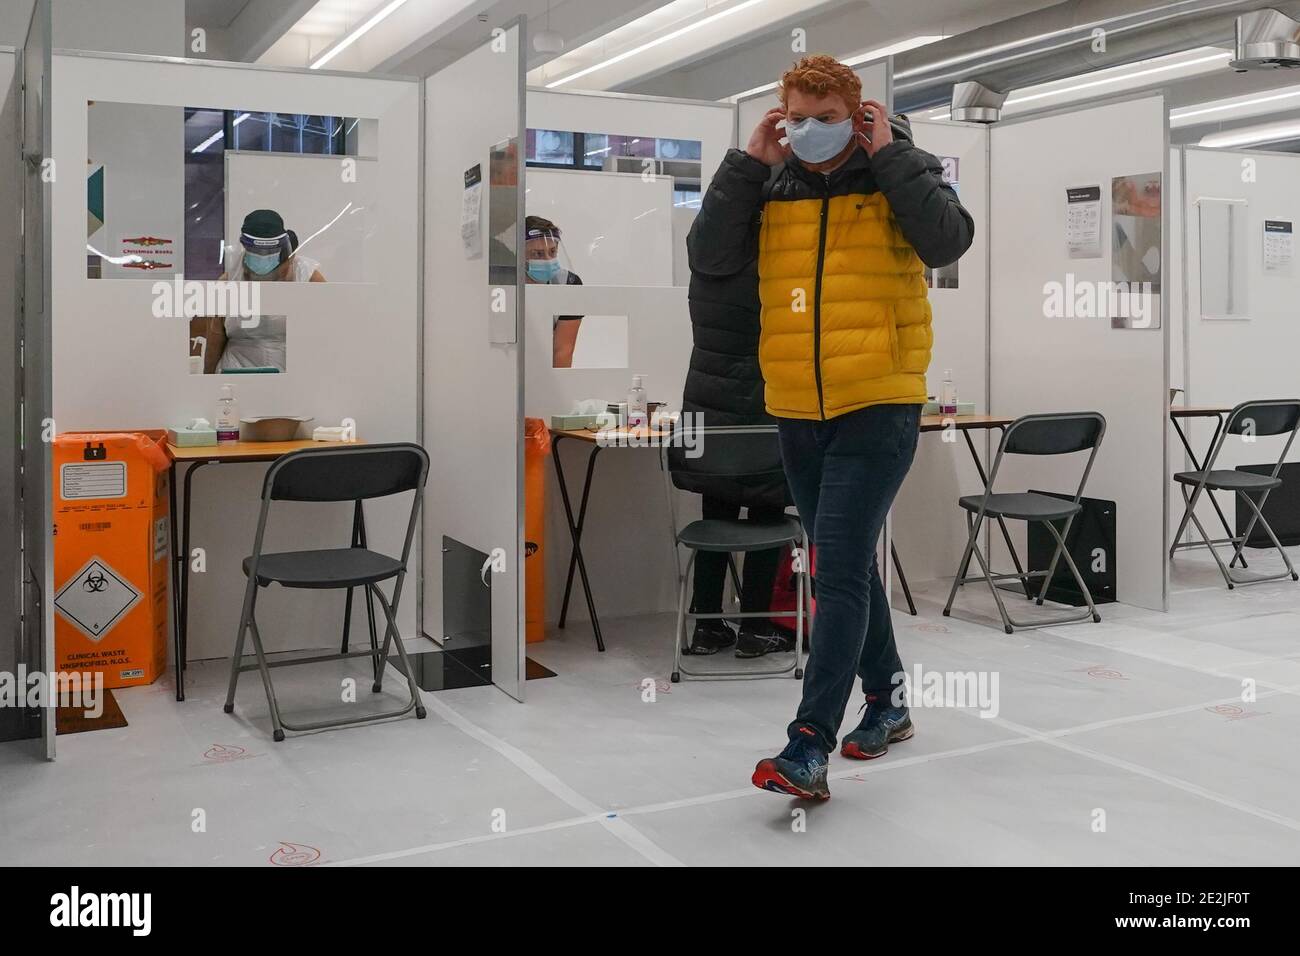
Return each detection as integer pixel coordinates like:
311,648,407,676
777,403,921,751
690,495,785,617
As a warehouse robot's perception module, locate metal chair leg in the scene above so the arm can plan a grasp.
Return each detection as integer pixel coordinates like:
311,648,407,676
1033,516,1075,607
224,579,259,713
370,582,427,719
671,550,694,683
1045,519,1101,623
945,511,982,617
966,536,1016,634
1237,493,1300,582
245,612,288,742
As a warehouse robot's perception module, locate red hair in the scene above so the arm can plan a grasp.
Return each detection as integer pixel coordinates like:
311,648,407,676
778,55,861,111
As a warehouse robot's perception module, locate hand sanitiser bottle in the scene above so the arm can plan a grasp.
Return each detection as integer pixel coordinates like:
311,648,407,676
940,369,957,416
216,384,240,444
627,375,649,429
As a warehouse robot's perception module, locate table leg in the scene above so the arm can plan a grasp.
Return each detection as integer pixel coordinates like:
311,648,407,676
168,463,182,702
891,541,917,616
178,460,207,702
960,428,1028,588
551,435,606,651
1170,413,1244,567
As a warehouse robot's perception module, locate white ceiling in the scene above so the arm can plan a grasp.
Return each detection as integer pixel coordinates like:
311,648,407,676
224,0,1300,144
187,0,254,30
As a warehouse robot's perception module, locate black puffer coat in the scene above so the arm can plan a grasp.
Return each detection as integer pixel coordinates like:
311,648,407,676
671,264,790,510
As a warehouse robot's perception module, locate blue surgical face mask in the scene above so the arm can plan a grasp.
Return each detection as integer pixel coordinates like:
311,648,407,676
786,116,854,164
244,250,281,276
527,257,561,283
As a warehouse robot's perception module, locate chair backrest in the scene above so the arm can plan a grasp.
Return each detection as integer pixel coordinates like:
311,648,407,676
264,443,429,502
665,423,784,482
1224,400,1300,438
1002,412,1106,457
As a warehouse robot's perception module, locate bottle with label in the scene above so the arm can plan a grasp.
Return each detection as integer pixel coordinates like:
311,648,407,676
216,384,240,444
627,374,648,429
940,369,957,416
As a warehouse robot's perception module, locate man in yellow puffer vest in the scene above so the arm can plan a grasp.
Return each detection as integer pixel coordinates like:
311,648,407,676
688,55,973,800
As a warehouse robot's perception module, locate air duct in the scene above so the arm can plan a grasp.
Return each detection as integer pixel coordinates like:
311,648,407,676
1230,8,1300,68
949,81,1008,122
894,0,1300,114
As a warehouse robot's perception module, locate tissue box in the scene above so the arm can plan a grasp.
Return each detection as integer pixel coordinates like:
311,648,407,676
167,425,217,447
551,414,603,431
922,401,977,416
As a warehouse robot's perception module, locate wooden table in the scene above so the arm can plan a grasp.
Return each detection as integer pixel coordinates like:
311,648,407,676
549,427,670,652
166,439,366,700
1168,405,1244,566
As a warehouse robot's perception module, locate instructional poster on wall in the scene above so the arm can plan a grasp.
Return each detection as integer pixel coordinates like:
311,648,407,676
1065,185,1101,259
461,162,483,259
1264,219,1294,275
1111,172,1162,296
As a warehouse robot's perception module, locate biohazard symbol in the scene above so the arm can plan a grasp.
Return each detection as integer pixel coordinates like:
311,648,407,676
83,571,108,593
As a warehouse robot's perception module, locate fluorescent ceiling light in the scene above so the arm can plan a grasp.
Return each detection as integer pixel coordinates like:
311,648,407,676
1173,85,1300,125
927,48,1230,121
727,35,943,101
547,0,766,89
311,0,411,70
1200,118,1300,148
1004,50,1229,107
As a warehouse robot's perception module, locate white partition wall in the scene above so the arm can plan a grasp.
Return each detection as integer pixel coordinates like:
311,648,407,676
49,53,421,663
989,94,1169,612
0,47,23,746
891,118,990,589
423,23,527,699
1179,147,1300,519
522,89,733,625
21,2,54,758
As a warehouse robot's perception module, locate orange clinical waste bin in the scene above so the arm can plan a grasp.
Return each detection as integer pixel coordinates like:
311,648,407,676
52,431,171,689
524,418,551,644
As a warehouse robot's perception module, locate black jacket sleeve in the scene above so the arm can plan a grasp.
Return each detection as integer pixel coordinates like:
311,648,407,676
687,148,771,278
871,139,974,269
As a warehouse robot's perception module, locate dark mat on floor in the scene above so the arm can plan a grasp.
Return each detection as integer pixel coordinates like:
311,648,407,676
56,689,128,735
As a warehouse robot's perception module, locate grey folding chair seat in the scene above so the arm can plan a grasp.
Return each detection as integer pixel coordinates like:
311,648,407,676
662,424,809,682
242,549,404,589
957,493,1082,522
1172,469,1282,492
224,443,430,741
1170,399,1300,589
676,516,804,552
944,412,1106,634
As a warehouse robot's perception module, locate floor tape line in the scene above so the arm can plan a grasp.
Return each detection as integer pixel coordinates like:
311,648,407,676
416,694,683,867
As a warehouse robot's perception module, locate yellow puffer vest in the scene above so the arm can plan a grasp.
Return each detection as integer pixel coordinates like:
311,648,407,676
758,189,932,420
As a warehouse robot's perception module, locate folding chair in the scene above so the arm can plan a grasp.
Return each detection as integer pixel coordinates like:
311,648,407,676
944,412,1106,634
662,424,809,681
223,443,430,740
1171,399,1300,589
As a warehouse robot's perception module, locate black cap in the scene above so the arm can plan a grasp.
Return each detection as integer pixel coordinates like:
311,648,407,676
240,209,286,240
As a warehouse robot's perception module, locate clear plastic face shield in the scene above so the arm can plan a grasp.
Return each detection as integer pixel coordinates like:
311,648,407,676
523,226,573,285
236,231,290,280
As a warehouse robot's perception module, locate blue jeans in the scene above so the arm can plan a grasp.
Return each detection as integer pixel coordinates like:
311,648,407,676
777,403,921,751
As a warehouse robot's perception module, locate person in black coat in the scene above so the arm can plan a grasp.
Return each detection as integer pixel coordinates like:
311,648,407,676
673,265,793,658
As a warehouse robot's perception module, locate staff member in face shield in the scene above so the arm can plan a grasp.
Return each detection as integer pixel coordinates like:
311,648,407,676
524,216,584,368
226,209,327,283
197,209,325,372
